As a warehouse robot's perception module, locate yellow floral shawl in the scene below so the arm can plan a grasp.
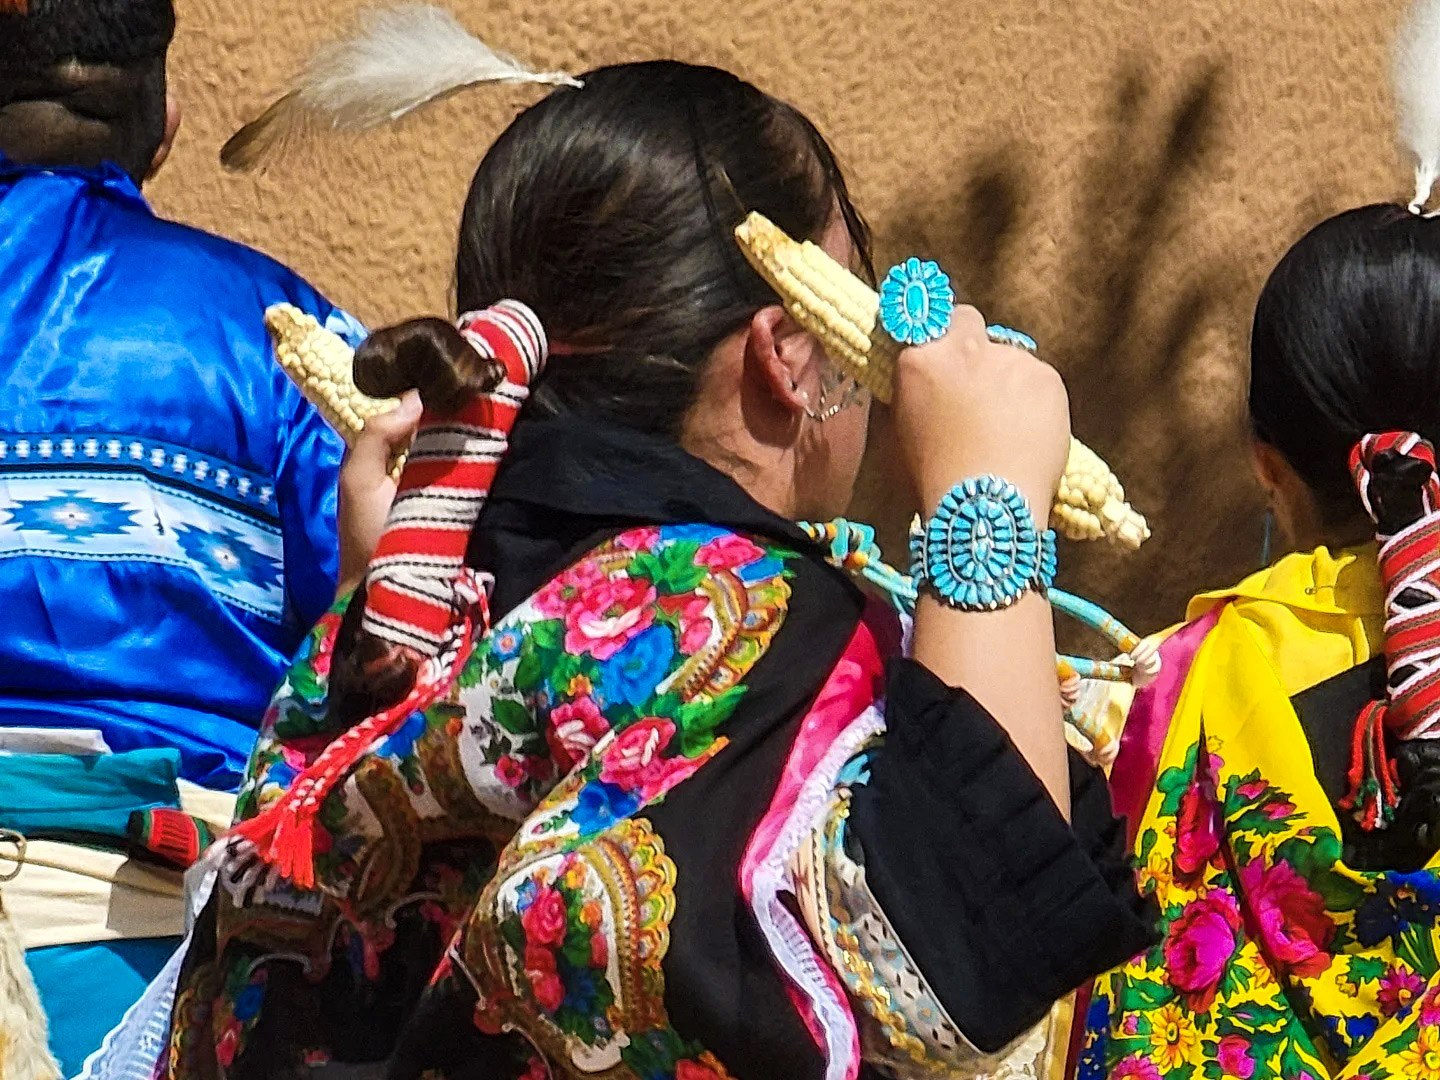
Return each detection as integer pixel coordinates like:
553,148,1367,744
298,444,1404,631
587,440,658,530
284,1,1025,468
1074,548,1440,1079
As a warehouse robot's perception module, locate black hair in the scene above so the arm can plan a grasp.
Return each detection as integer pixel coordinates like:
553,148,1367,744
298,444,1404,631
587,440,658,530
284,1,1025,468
1252,205,1440,868
0,0,175,181
338,61,870,719
1250,204,1440,530
359,60,872,441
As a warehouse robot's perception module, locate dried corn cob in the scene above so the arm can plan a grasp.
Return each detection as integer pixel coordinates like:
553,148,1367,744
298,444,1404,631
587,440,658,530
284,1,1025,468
1057,437,1151,550
734,212,1150,550
265,304,405,479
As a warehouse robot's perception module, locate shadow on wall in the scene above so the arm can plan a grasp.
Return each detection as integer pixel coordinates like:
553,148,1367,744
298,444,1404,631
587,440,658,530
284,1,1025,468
851,57,1274,646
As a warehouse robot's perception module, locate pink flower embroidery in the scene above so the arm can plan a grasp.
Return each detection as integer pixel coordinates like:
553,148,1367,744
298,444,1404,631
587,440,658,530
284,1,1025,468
524,944,565,1012
1420,983,1440,1026
1216,1036,1256,1080
1164,889,1241,1010
660,592,714,653
533,560,608,619
614,526,661,551
599,717,676,789
1266,800,1296,820
563,576,658,660
547,696,610,771
590,931,608,969
521,885,568,947
1174,782,1220,878
1236,778,1268,800
1239,858,1335,979
1110,1055,1162,1080
695,533,765,570
1379,965,1426,1016
495,755,529,789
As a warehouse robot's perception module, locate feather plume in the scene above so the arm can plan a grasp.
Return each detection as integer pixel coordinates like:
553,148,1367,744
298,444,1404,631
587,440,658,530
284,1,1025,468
1396,0,1440,212
222,4,580,171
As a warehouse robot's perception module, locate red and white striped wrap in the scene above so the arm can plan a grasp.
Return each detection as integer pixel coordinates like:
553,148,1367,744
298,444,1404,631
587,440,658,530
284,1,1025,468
1342,432,1440,832
228,300,547,886
1351,432,1440,742
362,299,548,652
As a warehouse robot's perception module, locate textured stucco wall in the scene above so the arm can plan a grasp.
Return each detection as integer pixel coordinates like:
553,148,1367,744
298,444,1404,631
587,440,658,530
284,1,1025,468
148,0,1414,637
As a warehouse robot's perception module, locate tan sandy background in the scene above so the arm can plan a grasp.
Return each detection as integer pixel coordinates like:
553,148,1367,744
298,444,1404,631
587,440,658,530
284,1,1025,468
150,0,1415,638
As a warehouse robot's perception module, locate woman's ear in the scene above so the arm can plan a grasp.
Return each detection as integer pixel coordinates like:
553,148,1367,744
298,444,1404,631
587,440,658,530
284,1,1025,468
743,304,814,415
1252,438,1290,499
145,91,181,181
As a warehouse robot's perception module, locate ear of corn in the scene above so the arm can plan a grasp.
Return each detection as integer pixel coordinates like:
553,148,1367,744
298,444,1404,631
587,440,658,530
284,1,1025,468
734,212,1150,551
265,304,406,479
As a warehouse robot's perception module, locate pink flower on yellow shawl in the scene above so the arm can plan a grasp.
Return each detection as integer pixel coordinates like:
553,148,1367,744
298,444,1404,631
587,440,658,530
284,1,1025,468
1216,1035,1256,1079
1379,964,1425,1016
1238,857,1335,979
1110,1053,1162,1080
1174,782,1220,878
1163,889,1241,1010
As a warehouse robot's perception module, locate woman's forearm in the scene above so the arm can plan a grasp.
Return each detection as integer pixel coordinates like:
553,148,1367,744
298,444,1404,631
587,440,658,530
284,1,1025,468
910,590,1070,818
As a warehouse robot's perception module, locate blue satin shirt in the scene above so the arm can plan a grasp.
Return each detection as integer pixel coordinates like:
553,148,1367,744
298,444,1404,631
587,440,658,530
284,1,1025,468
0,156,362,790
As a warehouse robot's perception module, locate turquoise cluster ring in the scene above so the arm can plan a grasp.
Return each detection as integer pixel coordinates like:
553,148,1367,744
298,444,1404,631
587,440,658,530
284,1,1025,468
879,257,955,346
908,477,1057,611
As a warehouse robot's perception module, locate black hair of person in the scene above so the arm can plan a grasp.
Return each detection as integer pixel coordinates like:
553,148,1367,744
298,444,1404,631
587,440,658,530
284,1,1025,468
1251,204,1440,867
356,60,873,440
0,0,176,182
334,60,872,721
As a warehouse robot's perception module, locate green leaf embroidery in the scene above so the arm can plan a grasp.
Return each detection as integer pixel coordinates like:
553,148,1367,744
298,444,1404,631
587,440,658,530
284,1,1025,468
1347,955,1387,983
493,698,536,736
1117,978,1175,1012
531,620,564,652
631,543,707,595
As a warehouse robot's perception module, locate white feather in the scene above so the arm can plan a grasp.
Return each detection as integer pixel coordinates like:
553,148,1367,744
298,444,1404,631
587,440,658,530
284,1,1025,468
1396,0,1440,212
223,4,580,170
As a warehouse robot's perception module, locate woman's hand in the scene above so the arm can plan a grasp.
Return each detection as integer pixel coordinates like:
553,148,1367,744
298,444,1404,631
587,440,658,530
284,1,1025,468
336,390,422,597
891,305,1071,518
892,306,1074,815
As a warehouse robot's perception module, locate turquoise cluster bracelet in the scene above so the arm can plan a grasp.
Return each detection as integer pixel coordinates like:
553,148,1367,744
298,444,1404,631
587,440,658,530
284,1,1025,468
908,477,1057,611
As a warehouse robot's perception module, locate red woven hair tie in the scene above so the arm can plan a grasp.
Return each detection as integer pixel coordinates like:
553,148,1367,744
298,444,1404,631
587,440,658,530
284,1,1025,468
231,300,548,886
1341,431,1440,830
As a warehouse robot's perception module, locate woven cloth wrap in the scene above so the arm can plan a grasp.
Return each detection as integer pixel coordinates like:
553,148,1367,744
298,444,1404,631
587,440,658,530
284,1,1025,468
230,300,548,886
1343,431,1440,830
362,300,548,652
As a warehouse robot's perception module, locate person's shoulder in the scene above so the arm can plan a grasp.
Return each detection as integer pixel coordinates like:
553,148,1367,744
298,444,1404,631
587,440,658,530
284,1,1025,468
136,213,337,313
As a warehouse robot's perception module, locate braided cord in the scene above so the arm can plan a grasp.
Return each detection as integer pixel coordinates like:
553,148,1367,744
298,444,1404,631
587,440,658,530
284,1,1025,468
1343,432,1440,830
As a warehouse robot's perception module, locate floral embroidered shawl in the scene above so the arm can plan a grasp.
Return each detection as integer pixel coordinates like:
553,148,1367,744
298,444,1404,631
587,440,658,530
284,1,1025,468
1073,547,1440,1079
161,417,1150,1080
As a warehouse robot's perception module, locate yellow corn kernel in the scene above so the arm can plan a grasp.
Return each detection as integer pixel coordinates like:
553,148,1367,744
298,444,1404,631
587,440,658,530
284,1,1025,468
265,304,405,479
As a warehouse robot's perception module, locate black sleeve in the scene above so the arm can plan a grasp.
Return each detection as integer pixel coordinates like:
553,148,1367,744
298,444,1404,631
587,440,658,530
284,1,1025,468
846,658,1155,1054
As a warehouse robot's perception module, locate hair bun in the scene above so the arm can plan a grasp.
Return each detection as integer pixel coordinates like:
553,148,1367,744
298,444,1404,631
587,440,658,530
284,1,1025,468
354,317,503,415
1350,431,1440,536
